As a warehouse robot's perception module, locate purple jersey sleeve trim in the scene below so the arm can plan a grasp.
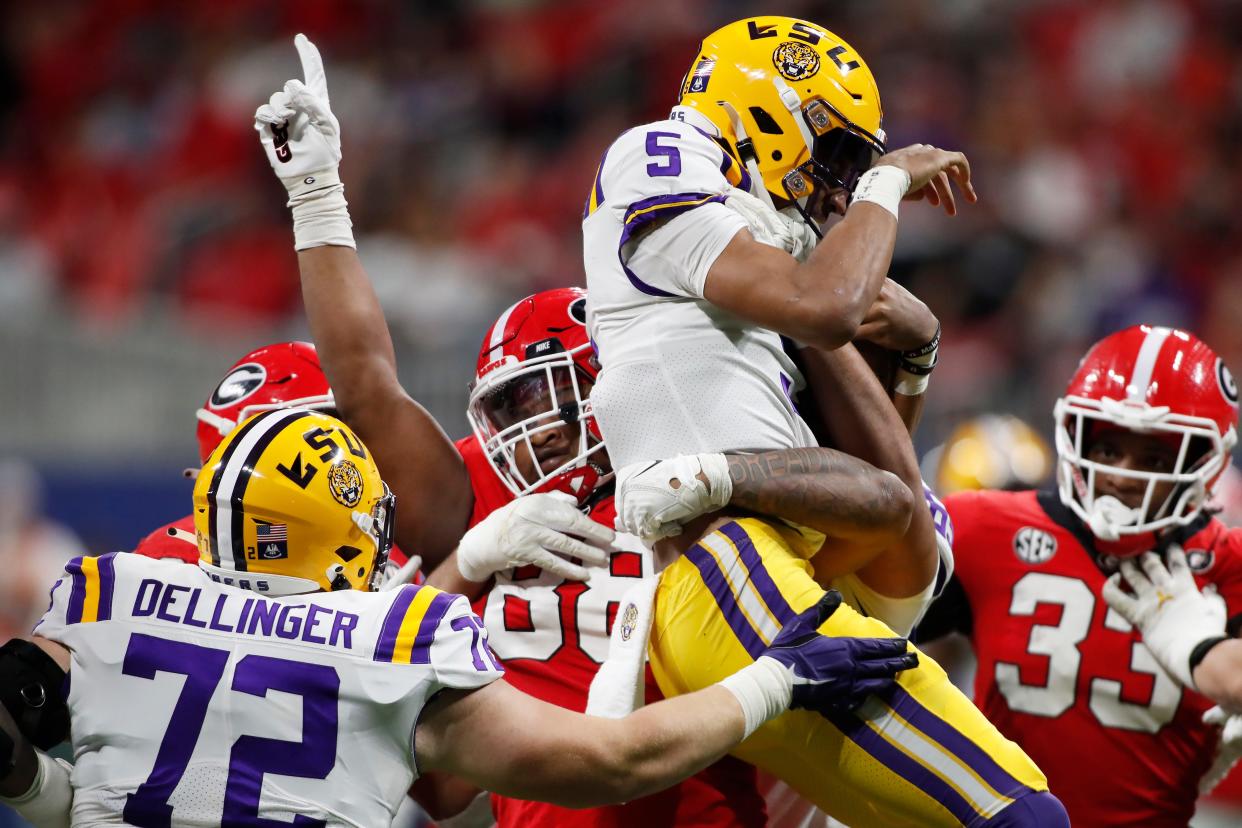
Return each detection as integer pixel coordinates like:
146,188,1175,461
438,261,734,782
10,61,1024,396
410,591,457,666
373,585,419,662
65,556,86,625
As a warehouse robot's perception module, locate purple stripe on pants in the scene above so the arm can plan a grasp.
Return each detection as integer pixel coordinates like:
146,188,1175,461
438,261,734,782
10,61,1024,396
717,521,797,624
886,685,1033,801
64,556,86,625
684,544,768,659
411,591,457,665
373,585,419,662
826,705,983,826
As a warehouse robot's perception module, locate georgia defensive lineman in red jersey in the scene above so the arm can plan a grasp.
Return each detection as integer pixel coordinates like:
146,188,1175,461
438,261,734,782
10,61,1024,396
917,325,1242,827
132,342,340,563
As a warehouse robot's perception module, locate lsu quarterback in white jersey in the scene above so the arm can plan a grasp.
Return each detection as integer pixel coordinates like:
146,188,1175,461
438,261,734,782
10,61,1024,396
0,405,920,826
582,17,1070,828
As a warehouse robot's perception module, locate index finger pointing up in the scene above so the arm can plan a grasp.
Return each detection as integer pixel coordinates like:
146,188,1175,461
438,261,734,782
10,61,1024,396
294,33,329,101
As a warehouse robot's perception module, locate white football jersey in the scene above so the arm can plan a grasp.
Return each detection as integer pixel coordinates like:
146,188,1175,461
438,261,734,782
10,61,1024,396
35,552,502,827
583,114,818,470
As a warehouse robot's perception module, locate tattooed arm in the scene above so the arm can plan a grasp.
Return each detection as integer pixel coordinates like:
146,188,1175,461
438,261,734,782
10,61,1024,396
724,449,914,552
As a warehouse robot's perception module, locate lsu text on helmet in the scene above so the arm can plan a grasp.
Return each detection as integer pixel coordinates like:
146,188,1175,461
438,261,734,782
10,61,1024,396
195,342,336,462
1054,325,1239,542
929,414,1053,495
676,16,885,229
467,288,609,505
193,409,394,595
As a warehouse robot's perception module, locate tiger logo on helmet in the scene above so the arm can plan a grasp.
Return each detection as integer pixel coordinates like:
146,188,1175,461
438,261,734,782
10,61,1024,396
772,41,820,81
193,409,394,595
676,16,886,233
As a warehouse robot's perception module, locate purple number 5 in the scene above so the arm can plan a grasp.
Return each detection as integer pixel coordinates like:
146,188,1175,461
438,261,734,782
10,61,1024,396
645,131,682,177
119,634,339,828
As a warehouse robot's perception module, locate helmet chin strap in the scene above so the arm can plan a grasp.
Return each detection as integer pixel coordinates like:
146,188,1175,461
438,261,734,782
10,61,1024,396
716,101,776,209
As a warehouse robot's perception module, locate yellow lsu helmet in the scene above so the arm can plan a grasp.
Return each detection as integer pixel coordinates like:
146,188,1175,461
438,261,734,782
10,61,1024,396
930,414,1054,495
677,16,885,229
193,409,395,595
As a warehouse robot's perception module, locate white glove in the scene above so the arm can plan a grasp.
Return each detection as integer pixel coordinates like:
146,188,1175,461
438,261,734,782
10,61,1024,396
1102,544,1227,688
615,454,732,541
456,493,615,583
254,34,354,250
725,186,817,263
1201,705,1242,794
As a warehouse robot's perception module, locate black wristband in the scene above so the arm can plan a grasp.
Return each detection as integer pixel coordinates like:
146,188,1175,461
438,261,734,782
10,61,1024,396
900,322,941,361
1188,635,1230,675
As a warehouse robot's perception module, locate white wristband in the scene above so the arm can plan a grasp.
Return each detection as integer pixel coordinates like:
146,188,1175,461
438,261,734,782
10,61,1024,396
894,369,930,396
287,169,355,251
717,655,792,739
698,453,733,510
851,165,910,220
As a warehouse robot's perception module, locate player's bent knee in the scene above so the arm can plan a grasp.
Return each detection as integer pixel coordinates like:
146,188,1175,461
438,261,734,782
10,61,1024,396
986,791,1069,827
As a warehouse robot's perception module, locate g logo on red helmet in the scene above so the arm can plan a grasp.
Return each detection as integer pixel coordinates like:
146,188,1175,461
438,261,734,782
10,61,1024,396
1216,358,1238,407
209,363,267,409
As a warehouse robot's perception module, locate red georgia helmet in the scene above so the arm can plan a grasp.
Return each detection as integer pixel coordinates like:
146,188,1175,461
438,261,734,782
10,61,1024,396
195,342,336,462
1053,325,1239,541
467,288,609,504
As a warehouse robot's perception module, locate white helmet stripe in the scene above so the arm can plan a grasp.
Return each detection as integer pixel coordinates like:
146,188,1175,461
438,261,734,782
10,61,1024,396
488,299,523,365
211,409,307,571
1127,326,1173,402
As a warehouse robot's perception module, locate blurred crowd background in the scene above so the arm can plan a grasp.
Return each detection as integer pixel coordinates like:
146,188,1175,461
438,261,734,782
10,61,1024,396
4,0,1242,543
6,0,1242,666
1,0,1241,821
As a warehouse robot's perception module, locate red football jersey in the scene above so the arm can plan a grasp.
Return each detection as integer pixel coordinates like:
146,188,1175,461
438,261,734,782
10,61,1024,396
934,489,1242,827
455,436,766,827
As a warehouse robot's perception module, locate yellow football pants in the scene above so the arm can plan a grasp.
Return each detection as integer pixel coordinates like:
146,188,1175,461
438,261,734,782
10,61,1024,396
649,518,1048,828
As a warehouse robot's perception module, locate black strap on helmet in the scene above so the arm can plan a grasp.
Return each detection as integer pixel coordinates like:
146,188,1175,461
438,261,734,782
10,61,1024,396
0,640,69,751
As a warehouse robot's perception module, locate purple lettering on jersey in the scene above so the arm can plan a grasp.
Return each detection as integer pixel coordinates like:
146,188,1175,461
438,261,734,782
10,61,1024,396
302,604,329,645
329,612,357,650
275,604,302,640
411,592,457,665
644,131,682,177
208,594,234,633
236,597,254,632
246,599,278,637
450,614,503,673
156,584,189,624
181,588,208,629
223,656,339,827
133,579,161,618
121,634,229,827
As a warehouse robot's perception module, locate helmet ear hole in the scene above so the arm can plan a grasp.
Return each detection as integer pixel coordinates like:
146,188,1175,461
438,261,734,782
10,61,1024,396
748,106,784,134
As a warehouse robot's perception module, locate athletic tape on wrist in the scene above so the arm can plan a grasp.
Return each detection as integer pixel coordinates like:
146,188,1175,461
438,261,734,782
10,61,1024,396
289,180,355,251
851,165,910,220
718,656,792,739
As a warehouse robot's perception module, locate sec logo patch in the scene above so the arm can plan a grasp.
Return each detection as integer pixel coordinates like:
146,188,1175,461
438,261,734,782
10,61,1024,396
1013,527,1057,565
